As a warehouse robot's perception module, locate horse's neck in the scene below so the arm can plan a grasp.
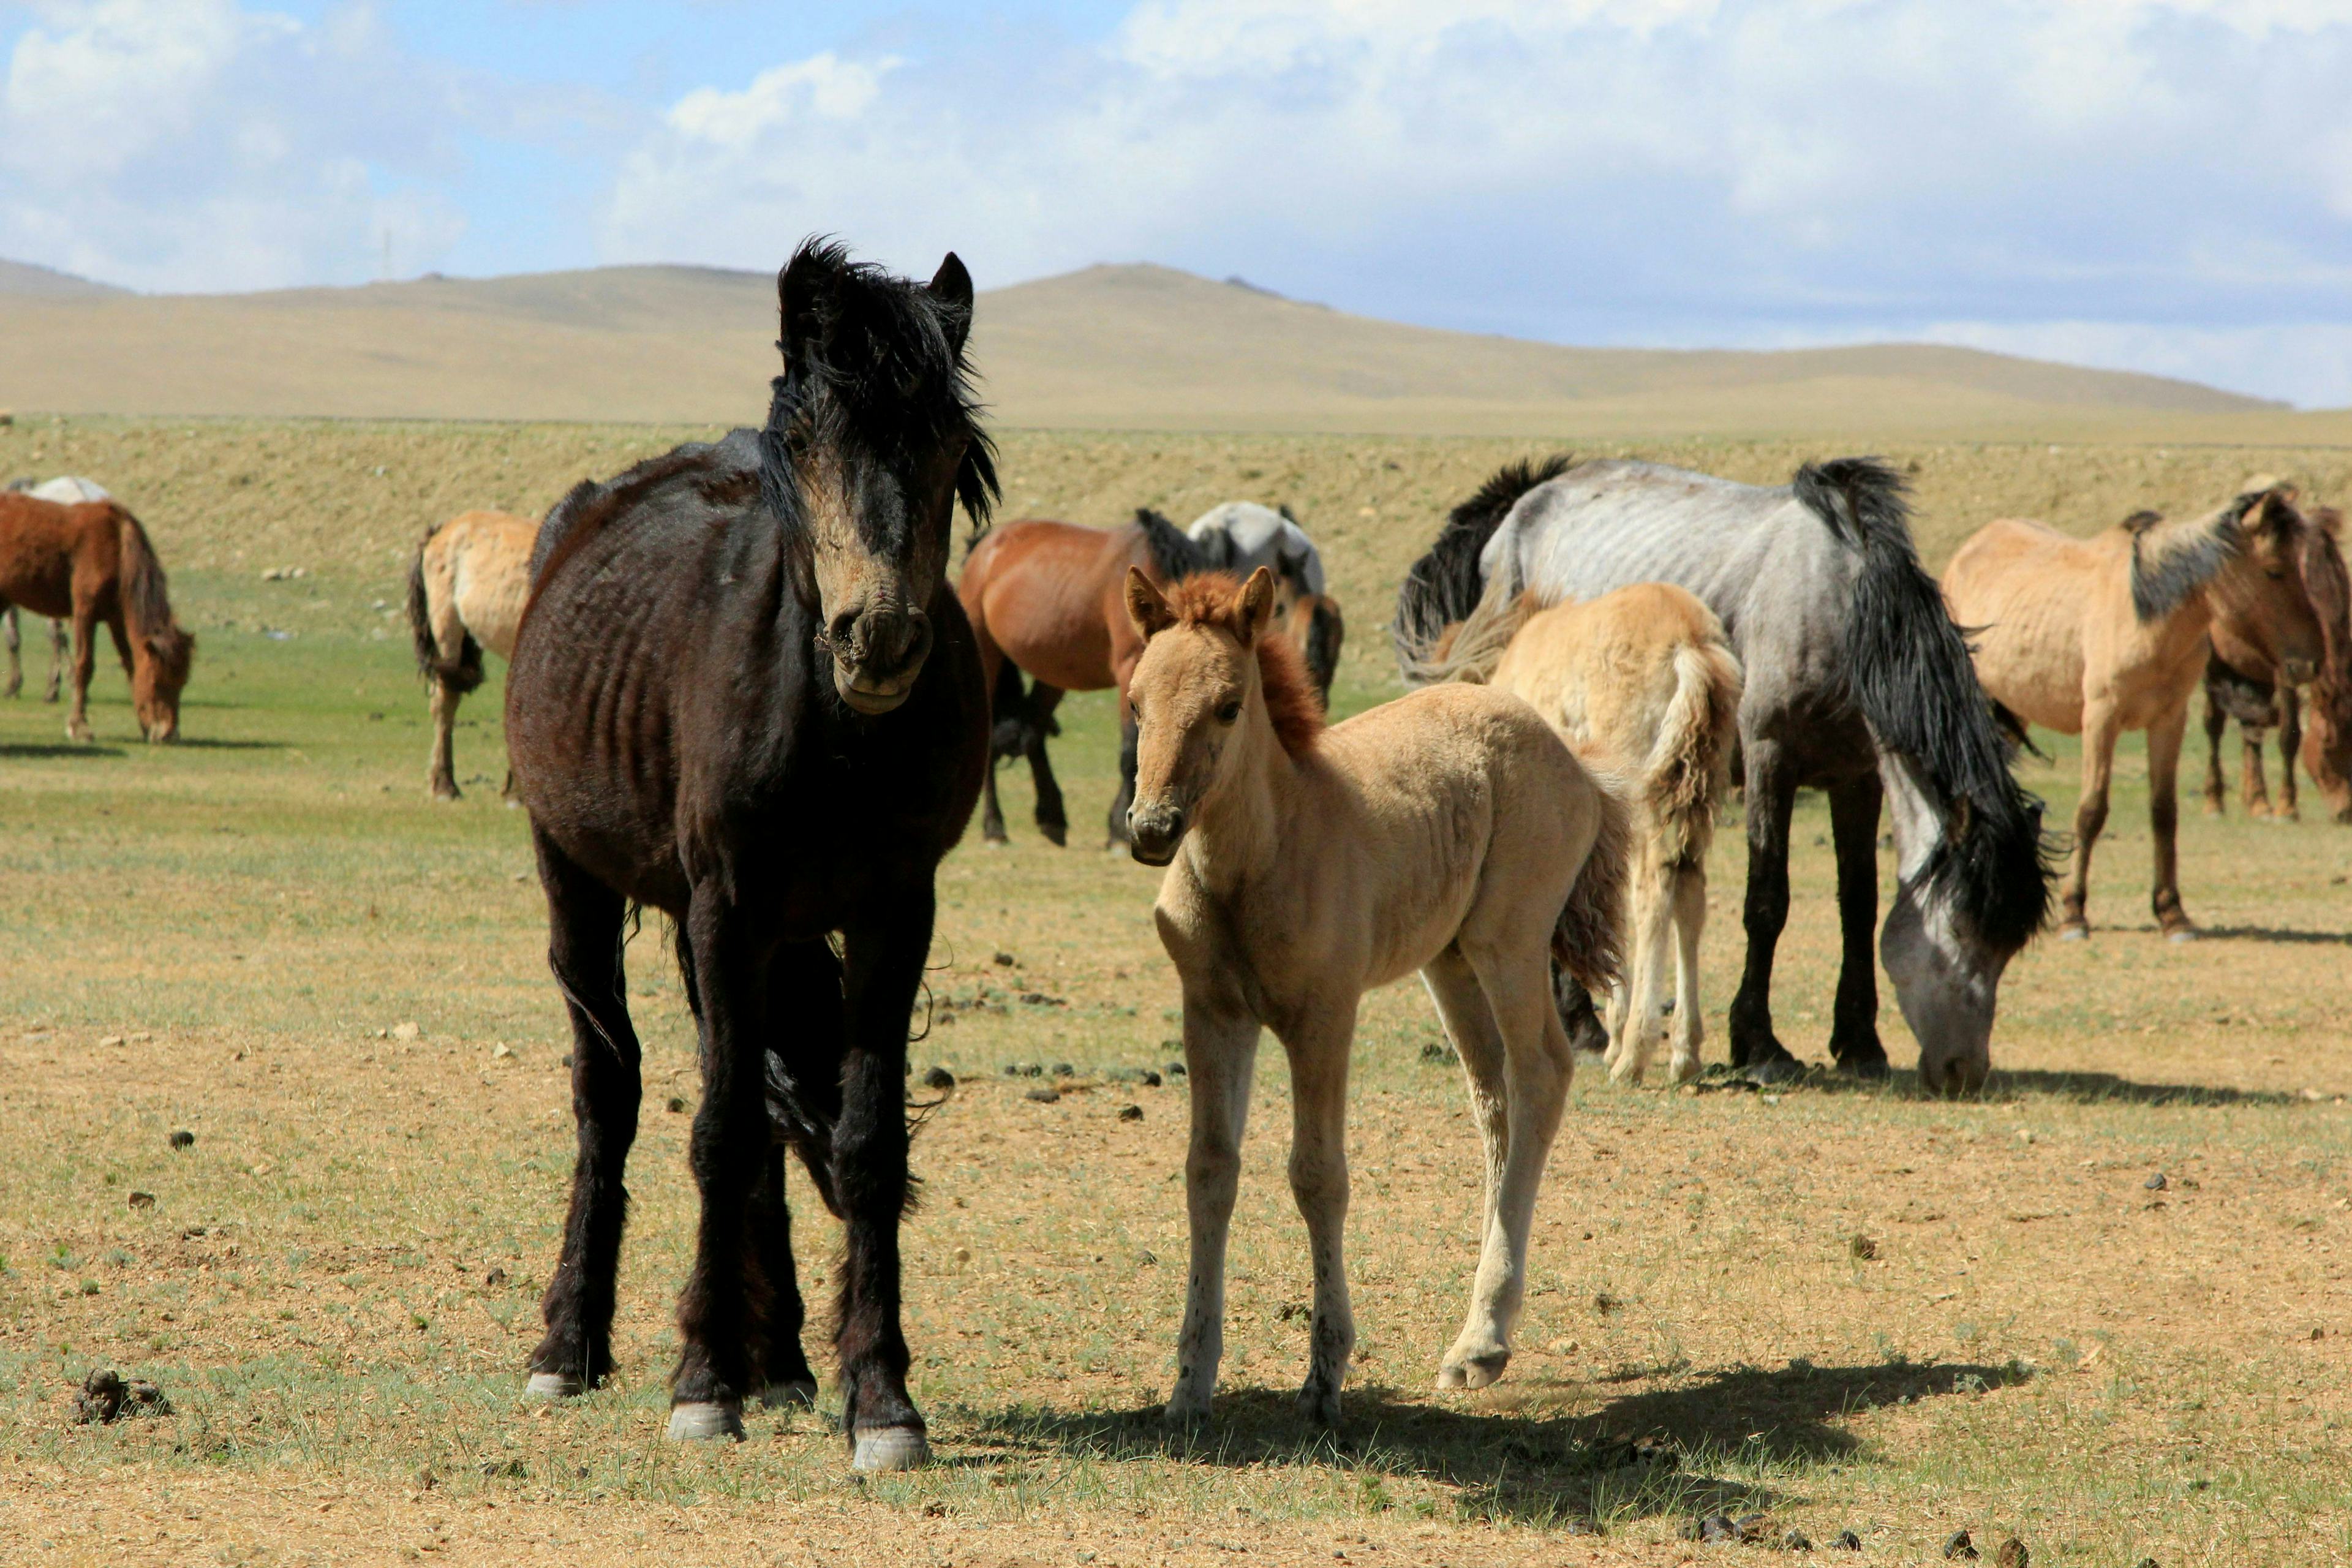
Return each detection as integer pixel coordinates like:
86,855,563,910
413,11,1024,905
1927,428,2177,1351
1181,719,1302,903
1878,752,1946,885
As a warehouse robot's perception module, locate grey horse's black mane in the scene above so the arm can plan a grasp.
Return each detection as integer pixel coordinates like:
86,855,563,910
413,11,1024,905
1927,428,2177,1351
1136,507,1214,581
756,236,999,551
1795,459,2054,953
1390,453,1575,673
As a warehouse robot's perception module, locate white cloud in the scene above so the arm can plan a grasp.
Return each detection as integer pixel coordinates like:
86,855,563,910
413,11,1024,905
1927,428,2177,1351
591,0,2352,405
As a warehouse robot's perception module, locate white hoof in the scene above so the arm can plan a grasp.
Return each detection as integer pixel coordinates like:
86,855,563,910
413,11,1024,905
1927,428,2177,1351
2166,928,2198,944
758,1379,817,1410
525,1371,582,1401
2057,925,2089,943
666,1400,745,1441
851,1426,930,1471
1436,1351,1508,1390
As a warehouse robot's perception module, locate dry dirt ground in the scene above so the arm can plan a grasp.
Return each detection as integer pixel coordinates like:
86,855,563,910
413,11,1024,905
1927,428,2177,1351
1,418,2348,1567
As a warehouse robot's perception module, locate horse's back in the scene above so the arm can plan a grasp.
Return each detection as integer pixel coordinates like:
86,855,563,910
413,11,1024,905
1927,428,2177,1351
0,492,108,615
959,518,1129,690
1188,503,1325,595
1491,582,1733,774
1943,518,2114,733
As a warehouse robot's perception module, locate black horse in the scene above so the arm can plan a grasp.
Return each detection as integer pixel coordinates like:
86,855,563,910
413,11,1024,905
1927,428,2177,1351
505,239,996,1471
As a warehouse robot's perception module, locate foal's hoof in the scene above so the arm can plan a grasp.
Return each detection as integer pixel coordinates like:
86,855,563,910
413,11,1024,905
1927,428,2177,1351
666,1400,745,1441
524,1371,584,1401
2057,922,2089,943
757,1379,818,1411
1435,1350,1509,1390
850,1425,931,1472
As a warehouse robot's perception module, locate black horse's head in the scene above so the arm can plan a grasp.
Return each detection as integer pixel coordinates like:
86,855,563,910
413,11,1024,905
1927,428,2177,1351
760,238,998,715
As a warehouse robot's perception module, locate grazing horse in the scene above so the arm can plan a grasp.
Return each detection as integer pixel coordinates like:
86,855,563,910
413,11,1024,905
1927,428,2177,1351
3,477,103,701
504,240,996,1471
0,486,194,742
1125,567,1625,1422
958,508,1212,846
405,508,539,799
1396,456,2051,1095
2201,505,2352,823
1946,484,2323,940
1440,582,1743,1085
1186,502,1346,701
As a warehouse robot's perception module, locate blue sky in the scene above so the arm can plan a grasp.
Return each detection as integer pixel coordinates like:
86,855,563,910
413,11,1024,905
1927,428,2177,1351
6,1,2352,405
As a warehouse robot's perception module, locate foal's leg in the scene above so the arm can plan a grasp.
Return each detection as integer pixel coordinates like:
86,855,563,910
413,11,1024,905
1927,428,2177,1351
1420,946,1511,1388
2059,703,2123,938
669,887,777,1441
2279,686,2303,821
1277,998,1359,1426
832,896,937,1470
1607,834,1676,1086
1667,856,1708,1083
1444,944,1574,1389
1826,769,1888,1077
1166,992,1261,1426
2147,702,2195,940
2202,689,2230,816
526,829,643,1398
4,604,19,699
1727,738,1800,1076
427,676,462,800
1026,682,1069,846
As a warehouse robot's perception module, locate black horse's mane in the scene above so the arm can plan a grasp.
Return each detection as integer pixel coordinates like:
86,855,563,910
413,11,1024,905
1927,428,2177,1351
1795,459,2054,953
756,237,999,549
1390,453,1575,677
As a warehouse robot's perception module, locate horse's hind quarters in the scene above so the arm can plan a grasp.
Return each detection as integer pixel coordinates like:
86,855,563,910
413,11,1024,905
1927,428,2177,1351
524,1370,584,1401
850,1425,931,1472
758,1379,818,1411
666,1400,745,1441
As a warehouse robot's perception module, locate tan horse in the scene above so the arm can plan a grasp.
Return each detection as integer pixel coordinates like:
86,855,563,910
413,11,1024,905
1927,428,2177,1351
1123,567,1626,1425
405,509,538,799
2201,503,2352,822
1444,584,1743,1085
1944,484,2323,940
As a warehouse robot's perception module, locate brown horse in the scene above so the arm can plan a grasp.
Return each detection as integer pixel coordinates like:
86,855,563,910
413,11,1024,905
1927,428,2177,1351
1945,483,2323,940
405,508,539,800
2202,505,2352,823
0,490,194,742
959,508,1212,846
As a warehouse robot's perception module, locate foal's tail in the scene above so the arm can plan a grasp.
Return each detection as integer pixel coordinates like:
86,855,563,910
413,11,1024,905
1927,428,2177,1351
1643,639,1743,867
1551,774,1631,995
407,519,484,695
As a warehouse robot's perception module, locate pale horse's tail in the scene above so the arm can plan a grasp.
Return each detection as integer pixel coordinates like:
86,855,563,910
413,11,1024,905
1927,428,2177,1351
1642,639,1743,869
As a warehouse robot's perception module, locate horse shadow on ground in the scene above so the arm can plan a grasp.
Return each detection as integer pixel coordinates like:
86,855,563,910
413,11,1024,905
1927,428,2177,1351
0,741,124,759
162,737,287,752
965,1356,2027,1529
1687,1061,2304,1110
2196,924,2352,946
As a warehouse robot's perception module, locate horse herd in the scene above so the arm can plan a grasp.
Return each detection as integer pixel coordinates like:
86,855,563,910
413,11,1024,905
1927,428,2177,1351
1,241,2348,1474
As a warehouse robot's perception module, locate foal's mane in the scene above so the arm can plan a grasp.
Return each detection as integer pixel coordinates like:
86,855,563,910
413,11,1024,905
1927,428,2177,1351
2126,484,2300,624
1161,573,1324,756
756,237,999,548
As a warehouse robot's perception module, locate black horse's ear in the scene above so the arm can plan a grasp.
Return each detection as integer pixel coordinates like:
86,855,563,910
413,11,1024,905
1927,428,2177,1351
929,252,974,356
778,246,830,369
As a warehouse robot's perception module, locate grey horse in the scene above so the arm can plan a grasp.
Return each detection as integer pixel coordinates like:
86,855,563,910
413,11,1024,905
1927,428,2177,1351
1187,502,1345,704
2,475,100,701
1395,456,2052,1094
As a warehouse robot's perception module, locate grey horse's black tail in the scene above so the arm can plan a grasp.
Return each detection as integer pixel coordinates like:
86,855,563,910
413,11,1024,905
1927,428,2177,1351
407,520,484,695
1392,453,1575,682
1794,459,2054,954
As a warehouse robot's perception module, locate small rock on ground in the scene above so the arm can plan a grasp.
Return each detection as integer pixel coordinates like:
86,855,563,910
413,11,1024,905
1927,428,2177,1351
168,1130,194,1150
1944,1528,1980,1560
1996,1537,2029,1568
2145,1171,2168,1191
1025,1086,1061,1104
1118,1104,1144,1121
1833,1531,1863,1551
73,1370,170,1424
921,1066,956,1090
1782,1529,1814,1551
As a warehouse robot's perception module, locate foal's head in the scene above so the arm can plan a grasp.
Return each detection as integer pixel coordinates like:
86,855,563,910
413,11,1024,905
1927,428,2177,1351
760,238,997,715
1122,567,1322,865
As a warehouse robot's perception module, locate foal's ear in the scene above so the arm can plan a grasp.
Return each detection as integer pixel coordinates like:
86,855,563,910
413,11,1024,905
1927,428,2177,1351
929,253,974,356
1235,566,1278,646
1125,566,1176,639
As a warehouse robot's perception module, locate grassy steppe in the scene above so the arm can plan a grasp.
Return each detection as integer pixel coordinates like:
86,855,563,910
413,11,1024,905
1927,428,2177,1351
1,417,2348,1567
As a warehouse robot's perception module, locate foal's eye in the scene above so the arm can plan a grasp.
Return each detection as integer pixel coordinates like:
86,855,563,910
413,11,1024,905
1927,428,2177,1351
1216,699,1243,725
2267,568,2288,581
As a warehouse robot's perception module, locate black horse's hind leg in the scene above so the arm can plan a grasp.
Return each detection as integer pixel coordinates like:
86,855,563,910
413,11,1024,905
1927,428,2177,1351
2279,685,2304,820
1727,741,1802,1080
1826,771,1888,1077
753,938,845,1408
832,892,936,1471
1107,705,1139,847
668,888,779,1439
1027,682,1068,846
527,826,644,1399
981,751,1011,844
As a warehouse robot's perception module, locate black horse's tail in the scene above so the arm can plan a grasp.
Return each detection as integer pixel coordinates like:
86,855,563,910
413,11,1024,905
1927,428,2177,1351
1392,453,1575,684
407,519,484,695
1793,459,2054,954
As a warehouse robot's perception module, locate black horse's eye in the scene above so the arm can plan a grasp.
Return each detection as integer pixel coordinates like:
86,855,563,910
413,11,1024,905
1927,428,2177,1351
1216,699,1242,725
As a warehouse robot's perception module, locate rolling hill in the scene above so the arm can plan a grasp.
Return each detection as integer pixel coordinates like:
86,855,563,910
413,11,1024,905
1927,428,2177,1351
0,256,2296,437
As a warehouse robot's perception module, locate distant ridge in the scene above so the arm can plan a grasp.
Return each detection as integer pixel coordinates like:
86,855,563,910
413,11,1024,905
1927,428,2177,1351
0,255,2287,435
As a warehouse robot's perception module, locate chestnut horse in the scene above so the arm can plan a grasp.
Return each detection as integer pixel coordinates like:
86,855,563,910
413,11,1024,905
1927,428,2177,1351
959,508,1211,846
2202,504,2352,823
405,508,538,799
0,488,194,742
2,477,92,701
505,240,995,1471
1945,483,2323,940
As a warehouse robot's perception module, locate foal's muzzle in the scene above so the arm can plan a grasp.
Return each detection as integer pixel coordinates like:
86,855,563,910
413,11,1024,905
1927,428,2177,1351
1128,805,1186,865
831,606,934,715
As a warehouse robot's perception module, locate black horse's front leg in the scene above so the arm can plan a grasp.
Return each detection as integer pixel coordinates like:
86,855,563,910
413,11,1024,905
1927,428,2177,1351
668,887,777,1440
527,828,643,1399
1826,771,1888,1076
752,938,846,1409
833,894,935,1471
1728,740,1802,1080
